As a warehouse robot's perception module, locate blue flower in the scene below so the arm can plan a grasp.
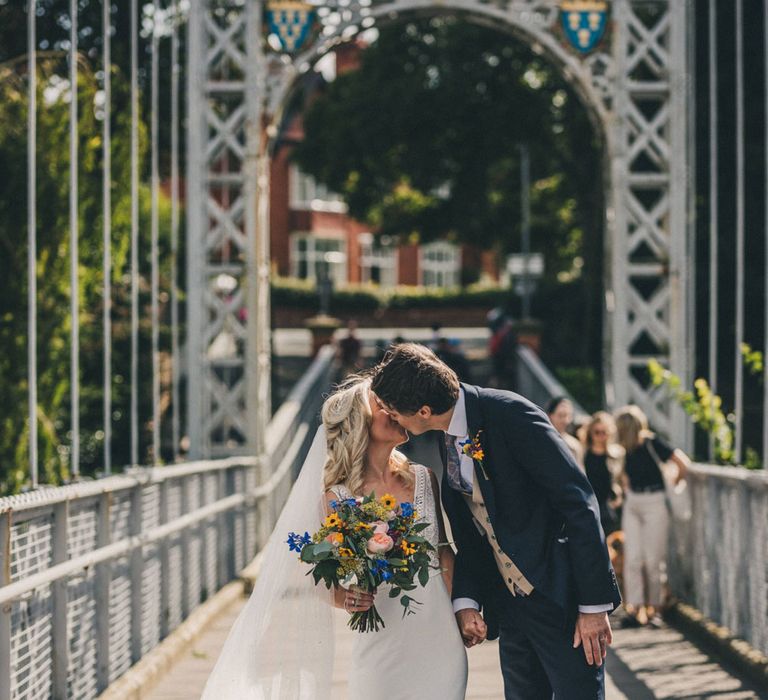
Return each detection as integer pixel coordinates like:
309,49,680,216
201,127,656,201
344,498,357,507
329,500,339,510
287,531,312,552
400,502,414,518
372,558,392,581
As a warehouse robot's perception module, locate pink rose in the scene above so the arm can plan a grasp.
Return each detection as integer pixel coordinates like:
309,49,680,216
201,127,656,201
366,532,394,555
372,521,389,535
325,532,343,546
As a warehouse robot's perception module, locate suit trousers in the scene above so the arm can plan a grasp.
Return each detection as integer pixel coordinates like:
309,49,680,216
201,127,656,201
621,490,669,608
497,590,605,700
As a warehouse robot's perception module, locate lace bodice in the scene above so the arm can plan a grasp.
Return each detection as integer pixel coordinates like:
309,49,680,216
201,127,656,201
330,463,438,564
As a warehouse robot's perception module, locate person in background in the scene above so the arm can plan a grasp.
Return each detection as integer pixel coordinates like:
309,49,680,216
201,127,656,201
546,396,584,469
435,337,472,383
336,320,363,377
488,313,518,390
614,405,690,628
429,322,443,351
580,412,623,536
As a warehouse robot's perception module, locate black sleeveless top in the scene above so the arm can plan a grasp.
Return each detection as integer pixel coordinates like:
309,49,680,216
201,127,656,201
625,437,674,491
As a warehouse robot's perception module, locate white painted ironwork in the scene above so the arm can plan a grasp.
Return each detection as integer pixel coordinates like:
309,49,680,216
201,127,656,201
27,0,38,488
514,344,589,422
103,0,113,475
734,0,744,464
170,3,182,461
186,0,694,455
130,0,140,467
668,464,768,656
69,0,80,478
0,346,335,699
765,0,768,471
151,2,162,464
708,0,718,462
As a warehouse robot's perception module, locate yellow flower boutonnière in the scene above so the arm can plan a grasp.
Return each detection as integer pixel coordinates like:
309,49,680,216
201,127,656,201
458,430,489,480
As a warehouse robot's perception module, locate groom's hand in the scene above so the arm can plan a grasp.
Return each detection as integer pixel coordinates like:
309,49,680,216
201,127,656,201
573,612,613,666
456,609,487,648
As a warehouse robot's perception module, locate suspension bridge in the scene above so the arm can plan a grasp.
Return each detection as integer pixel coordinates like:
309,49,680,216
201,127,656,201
1,1,768,698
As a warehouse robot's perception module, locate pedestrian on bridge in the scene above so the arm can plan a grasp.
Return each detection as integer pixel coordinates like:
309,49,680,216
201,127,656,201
614,405,690,628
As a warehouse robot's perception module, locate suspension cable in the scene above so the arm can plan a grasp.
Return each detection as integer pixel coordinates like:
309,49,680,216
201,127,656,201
69,0,80,478
103,0,113,474
130,0,140,467
171,1,181,461
151,0,161,464
28,0,38,488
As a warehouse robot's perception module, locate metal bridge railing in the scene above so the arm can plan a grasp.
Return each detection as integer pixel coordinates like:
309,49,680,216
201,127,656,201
668,463,768,656
0,345,335,700
514,344,588,420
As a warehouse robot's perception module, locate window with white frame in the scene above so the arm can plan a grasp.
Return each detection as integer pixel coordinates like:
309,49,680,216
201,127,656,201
420,241,461,288
289,165,346,212
359,233,397,287
290,233,348,285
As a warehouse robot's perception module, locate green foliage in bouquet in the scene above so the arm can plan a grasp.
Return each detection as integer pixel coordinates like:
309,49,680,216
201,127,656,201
288,492,436,632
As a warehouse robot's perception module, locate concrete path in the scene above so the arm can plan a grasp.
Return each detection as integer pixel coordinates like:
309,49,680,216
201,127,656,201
147,597,765,700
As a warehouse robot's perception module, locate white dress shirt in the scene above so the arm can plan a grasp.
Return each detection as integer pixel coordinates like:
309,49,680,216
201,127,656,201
447,389,613,616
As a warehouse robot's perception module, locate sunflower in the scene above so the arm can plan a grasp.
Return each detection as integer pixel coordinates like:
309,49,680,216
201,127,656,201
324,513,342,528
400,540,417,556
339,547,354,558
380,493,397,509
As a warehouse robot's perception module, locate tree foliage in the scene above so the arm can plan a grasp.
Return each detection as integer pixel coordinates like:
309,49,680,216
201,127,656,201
0,54,174,494
293,18,603,276
293,17,605,369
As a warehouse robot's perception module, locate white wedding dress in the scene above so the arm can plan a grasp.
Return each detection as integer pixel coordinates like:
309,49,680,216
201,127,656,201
330,463,468,700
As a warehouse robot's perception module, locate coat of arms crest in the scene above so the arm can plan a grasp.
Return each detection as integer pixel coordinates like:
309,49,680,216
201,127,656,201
560,0,609,54
266,0,316,53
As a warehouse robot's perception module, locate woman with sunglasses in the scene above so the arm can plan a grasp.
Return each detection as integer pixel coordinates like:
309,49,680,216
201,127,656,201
580,412,623,536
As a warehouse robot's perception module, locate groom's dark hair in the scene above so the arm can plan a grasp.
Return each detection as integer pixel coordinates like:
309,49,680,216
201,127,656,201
371,342,460,415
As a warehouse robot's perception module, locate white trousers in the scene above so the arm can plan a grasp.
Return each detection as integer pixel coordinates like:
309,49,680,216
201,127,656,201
622,490,669,607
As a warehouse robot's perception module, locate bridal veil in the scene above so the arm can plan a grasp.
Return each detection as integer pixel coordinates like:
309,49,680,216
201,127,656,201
201,426,335,699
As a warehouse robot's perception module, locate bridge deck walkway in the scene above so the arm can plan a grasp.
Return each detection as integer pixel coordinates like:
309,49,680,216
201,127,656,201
147,595,765,700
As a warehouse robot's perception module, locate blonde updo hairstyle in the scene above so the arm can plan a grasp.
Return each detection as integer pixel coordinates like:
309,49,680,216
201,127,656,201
321,374,412,496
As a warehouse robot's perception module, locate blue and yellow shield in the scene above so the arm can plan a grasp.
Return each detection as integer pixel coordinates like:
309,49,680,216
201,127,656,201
560,1,609,53
266,0,315,53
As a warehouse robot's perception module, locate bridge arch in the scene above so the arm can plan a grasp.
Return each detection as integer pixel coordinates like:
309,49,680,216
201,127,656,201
185,0,693,458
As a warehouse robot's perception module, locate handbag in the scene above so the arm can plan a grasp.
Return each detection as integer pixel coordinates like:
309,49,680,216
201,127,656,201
646,440,692,521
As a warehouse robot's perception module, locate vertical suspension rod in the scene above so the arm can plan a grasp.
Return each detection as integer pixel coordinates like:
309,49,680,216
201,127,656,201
130,0,140,467
69,0,80,478
764,0,768,468
708,0,719,461
28,0,38,488
170,3,181,460
103,0,113,474
151,1,161,464
734,0,745,464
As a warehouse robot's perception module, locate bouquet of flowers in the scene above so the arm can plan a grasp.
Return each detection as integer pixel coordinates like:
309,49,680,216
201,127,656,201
287,493,434,632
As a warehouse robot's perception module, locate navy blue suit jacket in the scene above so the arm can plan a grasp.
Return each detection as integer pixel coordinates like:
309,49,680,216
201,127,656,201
441,384,621,639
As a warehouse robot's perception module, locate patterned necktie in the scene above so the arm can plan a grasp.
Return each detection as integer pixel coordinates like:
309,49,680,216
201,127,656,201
444,433,472,494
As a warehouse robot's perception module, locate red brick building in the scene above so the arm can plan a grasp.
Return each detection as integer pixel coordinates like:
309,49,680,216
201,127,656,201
269,43,498,289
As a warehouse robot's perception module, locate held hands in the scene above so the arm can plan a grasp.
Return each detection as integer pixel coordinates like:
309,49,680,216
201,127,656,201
455,608,487,648
572,612,613,666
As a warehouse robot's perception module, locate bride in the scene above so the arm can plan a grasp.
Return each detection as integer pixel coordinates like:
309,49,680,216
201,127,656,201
201,374,467,699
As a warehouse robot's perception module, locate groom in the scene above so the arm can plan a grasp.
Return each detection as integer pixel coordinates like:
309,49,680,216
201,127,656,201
371,343,621,699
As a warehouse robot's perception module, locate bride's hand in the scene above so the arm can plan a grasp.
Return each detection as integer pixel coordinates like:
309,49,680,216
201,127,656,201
343,585,376,613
